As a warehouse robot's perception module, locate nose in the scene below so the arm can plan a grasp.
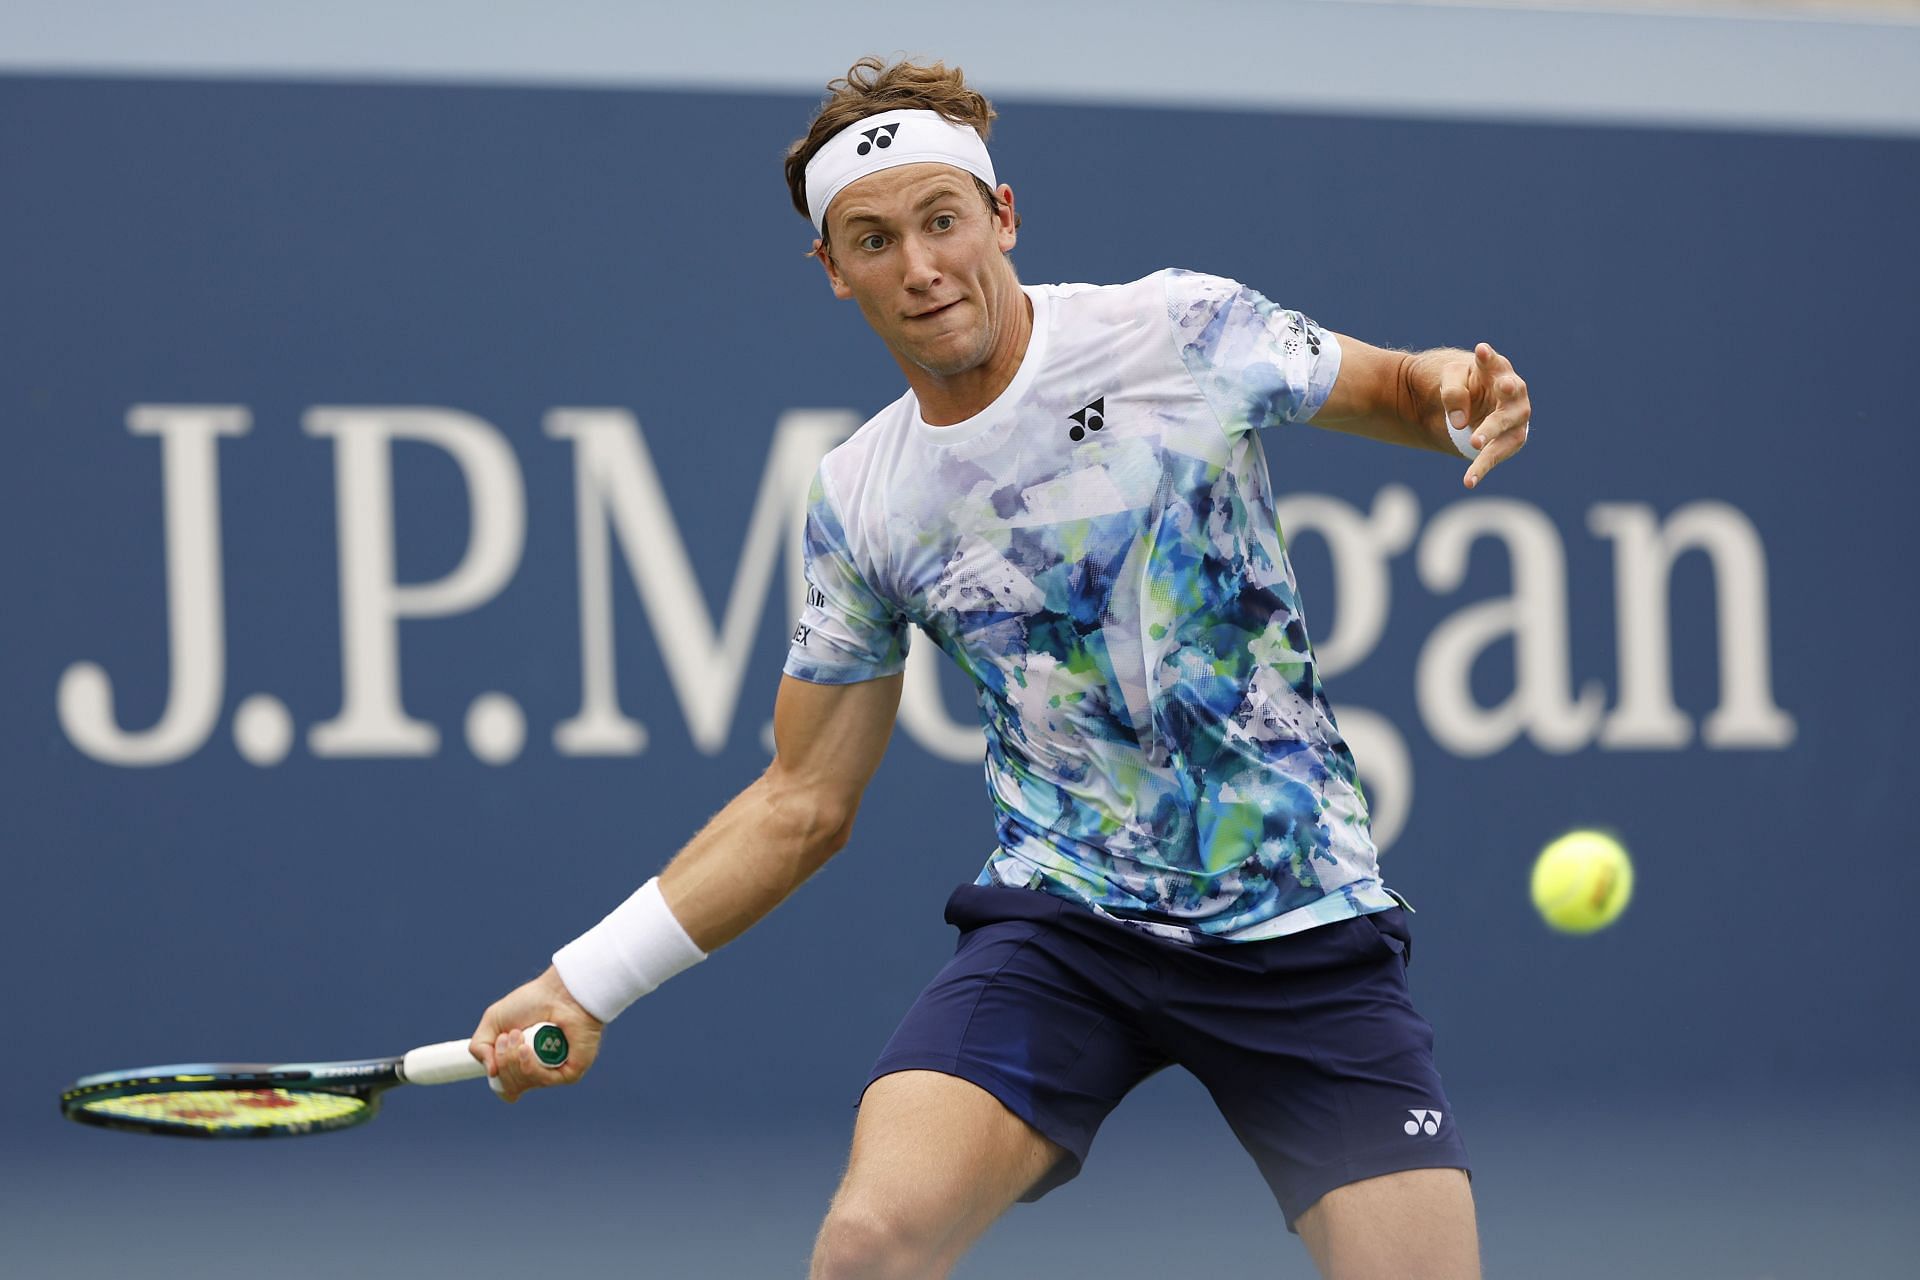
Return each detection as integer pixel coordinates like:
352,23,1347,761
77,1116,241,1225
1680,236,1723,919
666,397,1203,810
900,233,941,293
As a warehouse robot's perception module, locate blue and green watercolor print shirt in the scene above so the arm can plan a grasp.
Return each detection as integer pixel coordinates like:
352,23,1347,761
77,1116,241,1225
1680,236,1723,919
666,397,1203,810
783,270,1399,943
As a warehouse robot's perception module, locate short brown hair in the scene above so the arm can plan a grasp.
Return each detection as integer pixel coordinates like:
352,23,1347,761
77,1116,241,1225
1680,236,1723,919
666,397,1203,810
784,56,1009,237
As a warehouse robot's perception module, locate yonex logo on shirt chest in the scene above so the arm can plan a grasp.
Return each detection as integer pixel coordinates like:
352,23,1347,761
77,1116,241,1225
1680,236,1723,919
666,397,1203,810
1067,396,1106,442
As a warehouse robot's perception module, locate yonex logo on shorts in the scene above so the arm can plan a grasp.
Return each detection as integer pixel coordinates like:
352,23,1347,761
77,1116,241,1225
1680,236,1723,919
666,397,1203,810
792,623,811,646
1404,1108,1444,1136
1068,397,1106,442
856,124,900,156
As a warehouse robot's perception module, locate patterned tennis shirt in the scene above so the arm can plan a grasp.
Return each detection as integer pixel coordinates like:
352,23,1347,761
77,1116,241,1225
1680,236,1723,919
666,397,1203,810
783,269,1399,943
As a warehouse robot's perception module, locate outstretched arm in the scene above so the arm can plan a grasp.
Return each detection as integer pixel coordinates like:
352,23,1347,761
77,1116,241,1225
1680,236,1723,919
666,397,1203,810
658,672,903,949
1310,334,1533,489
470,671,904,1099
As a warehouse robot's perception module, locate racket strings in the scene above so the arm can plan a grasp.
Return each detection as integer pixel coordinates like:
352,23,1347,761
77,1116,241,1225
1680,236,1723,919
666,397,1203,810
79,1088,367,1132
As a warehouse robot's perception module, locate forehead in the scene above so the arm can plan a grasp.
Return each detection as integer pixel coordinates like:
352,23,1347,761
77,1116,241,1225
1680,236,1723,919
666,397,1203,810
826,163,977,231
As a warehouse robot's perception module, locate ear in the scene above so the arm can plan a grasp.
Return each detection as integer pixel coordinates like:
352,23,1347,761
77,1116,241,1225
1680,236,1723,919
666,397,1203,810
993,183,1018,253
813,237,854,300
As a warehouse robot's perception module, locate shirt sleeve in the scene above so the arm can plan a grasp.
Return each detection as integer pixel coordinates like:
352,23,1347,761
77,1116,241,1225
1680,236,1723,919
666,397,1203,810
1164,269,1343,439
782,467,911,685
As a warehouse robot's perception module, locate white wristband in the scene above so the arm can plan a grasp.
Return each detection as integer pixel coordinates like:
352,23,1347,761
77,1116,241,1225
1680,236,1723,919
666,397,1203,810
552,877,707,1023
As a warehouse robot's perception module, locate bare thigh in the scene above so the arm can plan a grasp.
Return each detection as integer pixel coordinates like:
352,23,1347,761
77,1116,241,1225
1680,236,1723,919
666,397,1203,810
809,1070,1066,1280
1296,1167,1480,1280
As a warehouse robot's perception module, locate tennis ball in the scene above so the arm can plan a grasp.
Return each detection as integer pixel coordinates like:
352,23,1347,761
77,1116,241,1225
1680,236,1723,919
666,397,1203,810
1530,830,1633,934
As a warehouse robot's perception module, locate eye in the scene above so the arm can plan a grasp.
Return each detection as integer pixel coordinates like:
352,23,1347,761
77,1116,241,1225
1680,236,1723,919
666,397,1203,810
931,214,957,232
859,233,887,252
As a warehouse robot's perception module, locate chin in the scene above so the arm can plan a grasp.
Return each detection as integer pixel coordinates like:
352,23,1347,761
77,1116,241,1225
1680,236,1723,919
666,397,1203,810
908,330,993,377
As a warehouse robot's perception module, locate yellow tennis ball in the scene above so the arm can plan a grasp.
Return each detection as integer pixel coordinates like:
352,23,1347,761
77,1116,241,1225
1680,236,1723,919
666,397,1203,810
1530,830,1633,934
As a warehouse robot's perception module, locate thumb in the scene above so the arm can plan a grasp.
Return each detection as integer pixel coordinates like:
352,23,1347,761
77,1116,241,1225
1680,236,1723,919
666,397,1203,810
1437,360,1475,458
469,1016,501,1076
1437,361,1472,436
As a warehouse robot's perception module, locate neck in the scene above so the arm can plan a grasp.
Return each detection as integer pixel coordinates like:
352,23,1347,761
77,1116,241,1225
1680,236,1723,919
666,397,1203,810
899,277,1033,427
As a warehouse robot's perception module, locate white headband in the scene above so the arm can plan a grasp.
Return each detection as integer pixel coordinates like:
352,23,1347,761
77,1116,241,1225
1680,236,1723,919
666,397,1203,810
803,108,996,235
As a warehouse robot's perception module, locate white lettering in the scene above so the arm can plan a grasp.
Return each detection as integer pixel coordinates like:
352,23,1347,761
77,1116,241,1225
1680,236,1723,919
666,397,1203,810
1588,501,1795,748
1415,499,1605,757
59,395,1801,781
57,405,249,766
303,408,525,756
547,409,852,756
1274,484,1420,679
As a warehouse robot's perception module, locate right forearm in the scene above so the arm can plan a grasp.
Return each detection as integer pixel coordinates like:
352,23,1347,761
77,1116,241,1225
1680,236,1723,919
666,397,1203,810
550,767,850,1023
523,674,895,1042
655,768,852,953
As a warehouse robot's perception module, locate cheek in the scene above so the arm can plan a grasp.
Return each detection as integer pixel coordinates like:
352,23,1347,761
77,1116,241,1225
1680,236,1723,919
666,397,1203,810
838,258,891,296
832,265,878,305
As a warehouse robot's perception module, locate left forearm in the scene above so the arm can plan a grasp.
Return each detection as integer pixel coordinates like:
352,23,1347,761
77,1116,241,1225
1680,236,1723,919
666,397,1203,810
1312,336,1465,454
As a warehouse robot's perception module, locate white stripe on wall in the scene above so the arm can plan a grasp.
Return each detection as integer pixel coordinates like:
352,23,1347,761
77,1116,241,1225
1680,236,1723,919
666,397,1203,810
3,0,1917,136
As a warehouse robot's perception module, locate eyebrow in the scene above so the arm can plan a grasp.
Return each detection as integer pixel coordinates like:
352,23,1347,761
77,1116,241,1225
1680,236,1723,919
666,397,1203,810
836,183,972,229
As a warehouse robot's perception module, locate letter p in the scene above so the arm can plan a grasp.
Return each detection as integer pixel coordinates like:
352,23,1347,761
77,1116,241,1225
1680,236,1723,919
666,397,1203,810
304,408,525,755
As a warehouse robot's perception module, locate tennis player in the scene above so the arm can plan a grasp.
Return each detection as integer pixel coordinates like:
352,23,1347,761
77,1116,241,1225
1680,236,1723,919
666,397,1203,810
472,57,1530,1279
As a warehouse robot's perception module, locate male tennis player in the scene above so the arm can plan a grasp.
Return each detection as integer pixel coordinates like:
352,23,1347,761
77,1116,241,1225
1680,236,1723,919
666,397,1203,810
471,57,1530,1279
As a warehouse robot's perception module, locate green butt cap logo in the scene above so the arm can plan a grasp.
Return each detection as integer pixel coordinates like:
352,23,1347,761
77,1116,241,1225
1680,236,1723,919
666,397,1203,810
533,1025,570,1068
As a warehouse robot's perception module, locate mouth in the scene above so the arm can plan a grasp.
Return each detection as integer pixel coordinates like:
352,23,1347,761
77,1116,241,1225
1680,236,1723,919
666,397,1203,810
905,300,961,321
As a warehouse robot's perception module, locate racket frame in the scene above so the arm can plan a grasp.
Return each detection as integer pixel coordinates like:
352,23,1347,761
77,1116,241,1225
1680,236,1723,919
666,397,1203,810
61,1056,409,1138
61,1025,564,1138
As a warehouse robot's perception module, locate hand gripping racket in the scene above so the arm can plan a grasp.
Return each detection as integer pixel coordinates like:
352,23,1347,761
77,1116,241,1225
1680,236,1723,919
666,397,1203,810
59,1023,569,1138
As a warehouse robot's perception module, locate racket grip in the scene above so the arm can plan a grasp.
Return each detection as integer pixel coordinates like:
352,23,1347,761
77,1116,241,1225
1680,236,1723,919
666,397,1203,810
402,1040,488,1086
401,1023,569,1087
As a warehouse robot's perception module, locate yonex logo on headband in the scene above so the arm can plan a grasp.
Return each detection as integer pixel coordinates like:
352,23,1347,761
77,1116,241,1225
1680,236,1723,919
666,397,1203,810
857,124,899,155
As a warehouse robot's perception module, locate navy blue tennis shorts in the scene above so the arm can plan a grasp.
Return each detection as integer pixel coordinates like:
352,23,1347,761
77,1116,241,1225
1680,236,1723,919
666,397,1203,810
864,883,1470,1231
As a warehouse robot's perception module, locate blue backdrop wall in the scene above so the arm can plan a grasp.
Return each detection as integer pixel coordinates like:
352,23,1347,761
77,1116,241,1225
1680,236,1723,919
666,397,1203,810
3,75,1915,1278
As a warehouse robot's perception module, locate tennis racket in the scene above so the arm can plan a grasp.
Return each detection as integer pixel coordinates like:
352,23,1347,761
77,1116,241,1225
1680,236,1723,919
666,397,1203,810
60,1022,569,1138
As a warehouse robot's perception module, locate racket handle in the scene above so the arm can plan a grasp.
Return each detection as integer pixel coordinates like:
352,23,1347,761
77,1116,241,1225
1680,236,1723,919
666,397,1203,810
402,1022,569,1087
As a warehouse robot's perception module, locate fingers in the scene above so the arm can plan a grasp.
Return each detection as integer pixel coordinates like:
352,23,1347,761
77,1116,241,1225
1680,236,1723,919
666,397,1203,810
1470,380,1528,448
490,1022,590,1103
1463,413,1528,487
1466,344,1510,432
477,968,605,1104
1442,344,1519,454
493,1029,528,1103
1462,407,1531,488
491,1027,549,1102
1460,343,1529,489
